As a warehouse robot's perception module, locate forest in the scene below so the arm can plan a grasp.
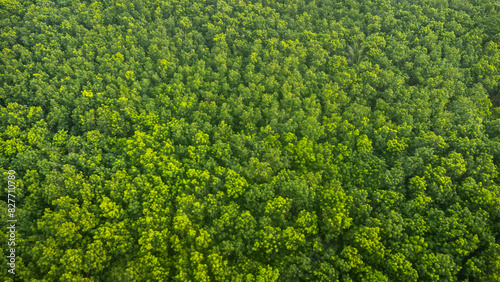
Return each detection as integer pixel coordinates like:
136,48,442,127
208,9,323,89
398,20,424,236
1,0,500,280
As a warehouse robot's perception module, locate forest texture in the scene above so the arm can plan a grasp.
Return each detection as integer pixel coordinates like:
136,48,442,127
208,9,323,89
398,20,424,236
1,0,500,281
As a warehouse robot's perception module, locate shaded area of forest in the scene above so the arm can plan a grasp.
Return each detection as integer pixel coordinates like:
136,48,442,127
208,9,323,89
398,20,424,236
1,0,500,280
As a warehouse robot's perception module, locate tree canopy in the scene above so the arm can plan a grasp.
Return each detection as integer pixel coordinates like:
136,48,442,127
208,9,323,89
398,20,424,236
1,0,500,281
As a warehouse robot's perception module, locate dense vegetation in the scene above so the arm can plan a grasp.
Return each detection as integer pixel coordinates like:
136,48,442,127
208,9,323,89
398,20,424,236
1,0,500,280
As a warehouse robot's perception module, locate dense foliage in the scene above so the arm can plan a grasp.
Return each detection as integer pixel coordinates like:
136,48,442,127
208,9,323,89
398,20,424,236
1,0,500,280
